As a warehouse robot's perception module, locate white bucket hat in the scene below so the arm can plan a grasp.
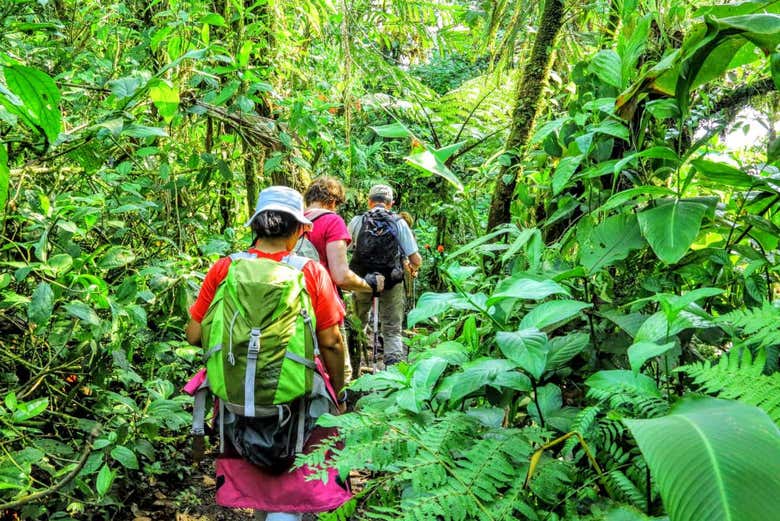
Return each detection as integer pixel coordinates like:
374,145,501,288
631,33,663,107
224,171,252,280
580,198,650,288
245,186,313,227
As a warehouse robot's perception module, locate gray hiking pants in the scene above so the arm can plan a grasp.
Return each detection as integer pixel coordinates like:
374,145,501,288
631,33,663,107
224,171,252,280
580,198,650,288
355,282,406,364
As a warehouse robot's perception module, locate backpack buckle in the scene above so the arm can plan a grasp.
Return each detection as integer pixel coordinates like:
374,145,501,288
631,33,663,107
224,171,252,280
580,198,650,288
247,328,261,360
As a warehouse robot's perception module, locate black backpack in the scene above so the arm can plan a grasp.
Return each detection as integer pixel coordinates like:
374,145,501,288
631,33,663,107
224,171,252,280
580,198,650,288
350,208,405,287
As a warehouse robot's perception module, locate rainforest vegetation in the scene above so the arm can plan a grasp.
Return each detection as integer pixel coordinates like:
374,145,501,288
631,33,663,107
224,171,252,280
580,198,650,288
1,0,780,520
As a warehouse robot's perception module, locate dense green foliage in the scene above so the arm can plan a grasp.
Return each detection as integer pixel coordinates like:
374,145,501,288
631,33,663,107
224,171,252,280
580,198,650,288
1,0,780,520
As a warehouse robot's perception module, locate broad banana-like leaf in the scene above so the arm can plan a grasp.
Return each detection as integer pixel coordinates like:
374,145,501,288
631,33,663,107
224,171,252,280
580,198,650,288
578,214,646,273
637,200,707,265
625,397,780,521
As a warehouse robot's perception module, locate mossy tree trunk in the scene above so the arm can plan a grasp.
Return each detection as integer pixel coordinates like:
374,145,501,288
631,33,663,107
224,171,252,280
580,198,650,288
486,0,565,232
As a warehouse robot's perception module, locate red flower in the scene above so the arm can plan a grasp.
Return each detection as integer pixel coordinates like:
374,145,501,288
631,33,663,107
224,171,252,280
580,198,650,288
437,245,444,253
425,244,431,250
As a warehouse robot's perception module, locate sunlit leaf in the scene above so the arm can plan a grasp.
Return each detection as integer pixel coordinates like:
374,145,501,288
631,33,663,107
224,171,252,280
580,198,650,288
638,200,707,264
1,64,61,145
625,397,780,521
149,79,180,122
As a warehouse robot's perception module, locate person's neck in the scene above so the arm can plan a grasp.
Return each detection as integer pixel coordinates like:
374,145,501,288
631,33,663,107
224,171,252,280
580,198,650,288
307,202,334,211
253,237,292,254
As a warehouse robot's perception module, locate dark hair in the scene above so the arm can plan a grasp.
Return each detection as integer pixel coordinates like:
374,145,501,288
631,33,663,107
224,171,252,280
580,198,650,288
304,176,346,207
369,194,391,205
250,210,300,241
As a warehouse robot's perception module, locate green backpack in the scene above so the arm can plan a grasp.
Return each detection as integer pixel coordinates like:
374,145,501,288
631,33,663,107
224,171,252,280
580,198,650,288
199,252,327,468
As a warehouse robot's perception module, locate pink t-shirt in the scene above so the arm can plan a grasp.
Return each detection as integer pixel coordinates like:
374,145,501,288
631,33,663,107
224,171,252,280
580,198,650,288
304,210,352,273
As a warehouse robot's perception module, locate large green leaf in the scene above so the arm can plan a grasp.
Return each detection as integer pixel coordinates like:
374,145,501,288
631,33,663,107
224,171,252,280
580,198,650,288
546,333,590,371
149,79,180,122
579,214,646,273
627,341,676,374
519,300,591,331
408,292,469,327
589,50,624,88
405,148,464,191
691,159,764,189
552,154,584,195
496,329,548,380
488,277,569,304
637,200,707,265
395,357,448,413
436,358,530,402
625,397,780,521
110,445,139,470
586,370,661,398
1,64,62,146
370,122,413,138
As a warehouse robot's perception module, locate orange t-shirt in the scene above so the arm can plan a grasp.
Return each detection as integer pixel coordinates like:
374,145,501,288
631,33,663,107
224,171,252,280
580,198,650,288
189,249,344,331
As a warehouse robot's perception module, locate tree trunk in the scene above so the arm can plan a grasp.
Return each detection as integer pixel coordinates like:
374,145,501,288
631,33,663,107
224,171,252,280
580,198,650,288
485,0,565,232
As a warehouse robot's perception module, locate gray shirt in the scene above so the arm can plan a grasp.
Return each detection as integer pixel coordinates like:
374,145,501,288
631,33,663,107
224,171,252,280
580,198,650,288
348,207,419,257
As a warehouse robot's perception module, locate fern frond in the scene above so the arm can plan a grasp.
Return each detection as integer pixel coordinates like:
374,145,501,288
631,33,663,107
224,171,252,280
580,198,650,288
716,301,780,349
527,457,573,505
680,348,780,424
487,478,539,521
563,406,601,458
603,469,647,512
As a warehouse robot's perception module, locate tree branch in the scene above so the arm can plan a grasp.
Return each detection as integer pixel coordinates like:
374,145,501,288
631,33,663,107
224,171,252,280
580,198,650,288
0,426,100,511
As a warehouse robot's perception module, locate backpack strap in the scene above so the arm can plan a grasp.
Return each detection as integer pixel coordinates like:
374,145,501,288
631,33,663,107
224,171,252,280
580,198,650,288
304,209,334,222
281,254,310,271
229,251,258,261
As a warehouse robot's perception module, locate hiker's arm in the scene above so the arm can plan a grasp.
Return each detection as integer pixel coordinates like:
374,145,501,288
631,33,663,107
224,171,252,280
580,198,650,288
185,319,202,346
317,324,345,394
326,240,373,292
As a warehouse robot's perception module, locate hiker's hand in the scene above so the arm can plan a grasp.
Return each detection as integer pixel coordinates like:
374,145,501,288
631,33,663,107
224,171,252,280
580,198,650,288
365,273,384,296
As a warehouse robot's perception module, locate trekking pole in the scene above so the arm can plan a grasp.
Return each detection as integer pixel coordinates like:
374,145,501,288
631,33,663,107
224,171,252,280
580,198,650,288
372,295,380,374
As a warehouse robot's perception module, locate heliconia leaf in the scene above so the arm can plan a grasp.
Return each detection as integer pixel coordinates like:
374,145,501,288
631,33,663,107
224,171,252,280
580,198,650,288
405,148,464,191
637,200,707,265
625,397,780,521
520,300,592,331
407,292,459,327
691,159,763,189
488,278,569,304
578,214,646,274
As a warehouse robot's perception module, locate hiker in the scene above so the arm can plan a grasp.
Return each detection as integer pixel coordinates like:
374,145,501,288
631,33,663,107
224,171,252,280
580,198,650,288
302,176,384,380
348,184,422,366
185,186,349,520
302,176,384,295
